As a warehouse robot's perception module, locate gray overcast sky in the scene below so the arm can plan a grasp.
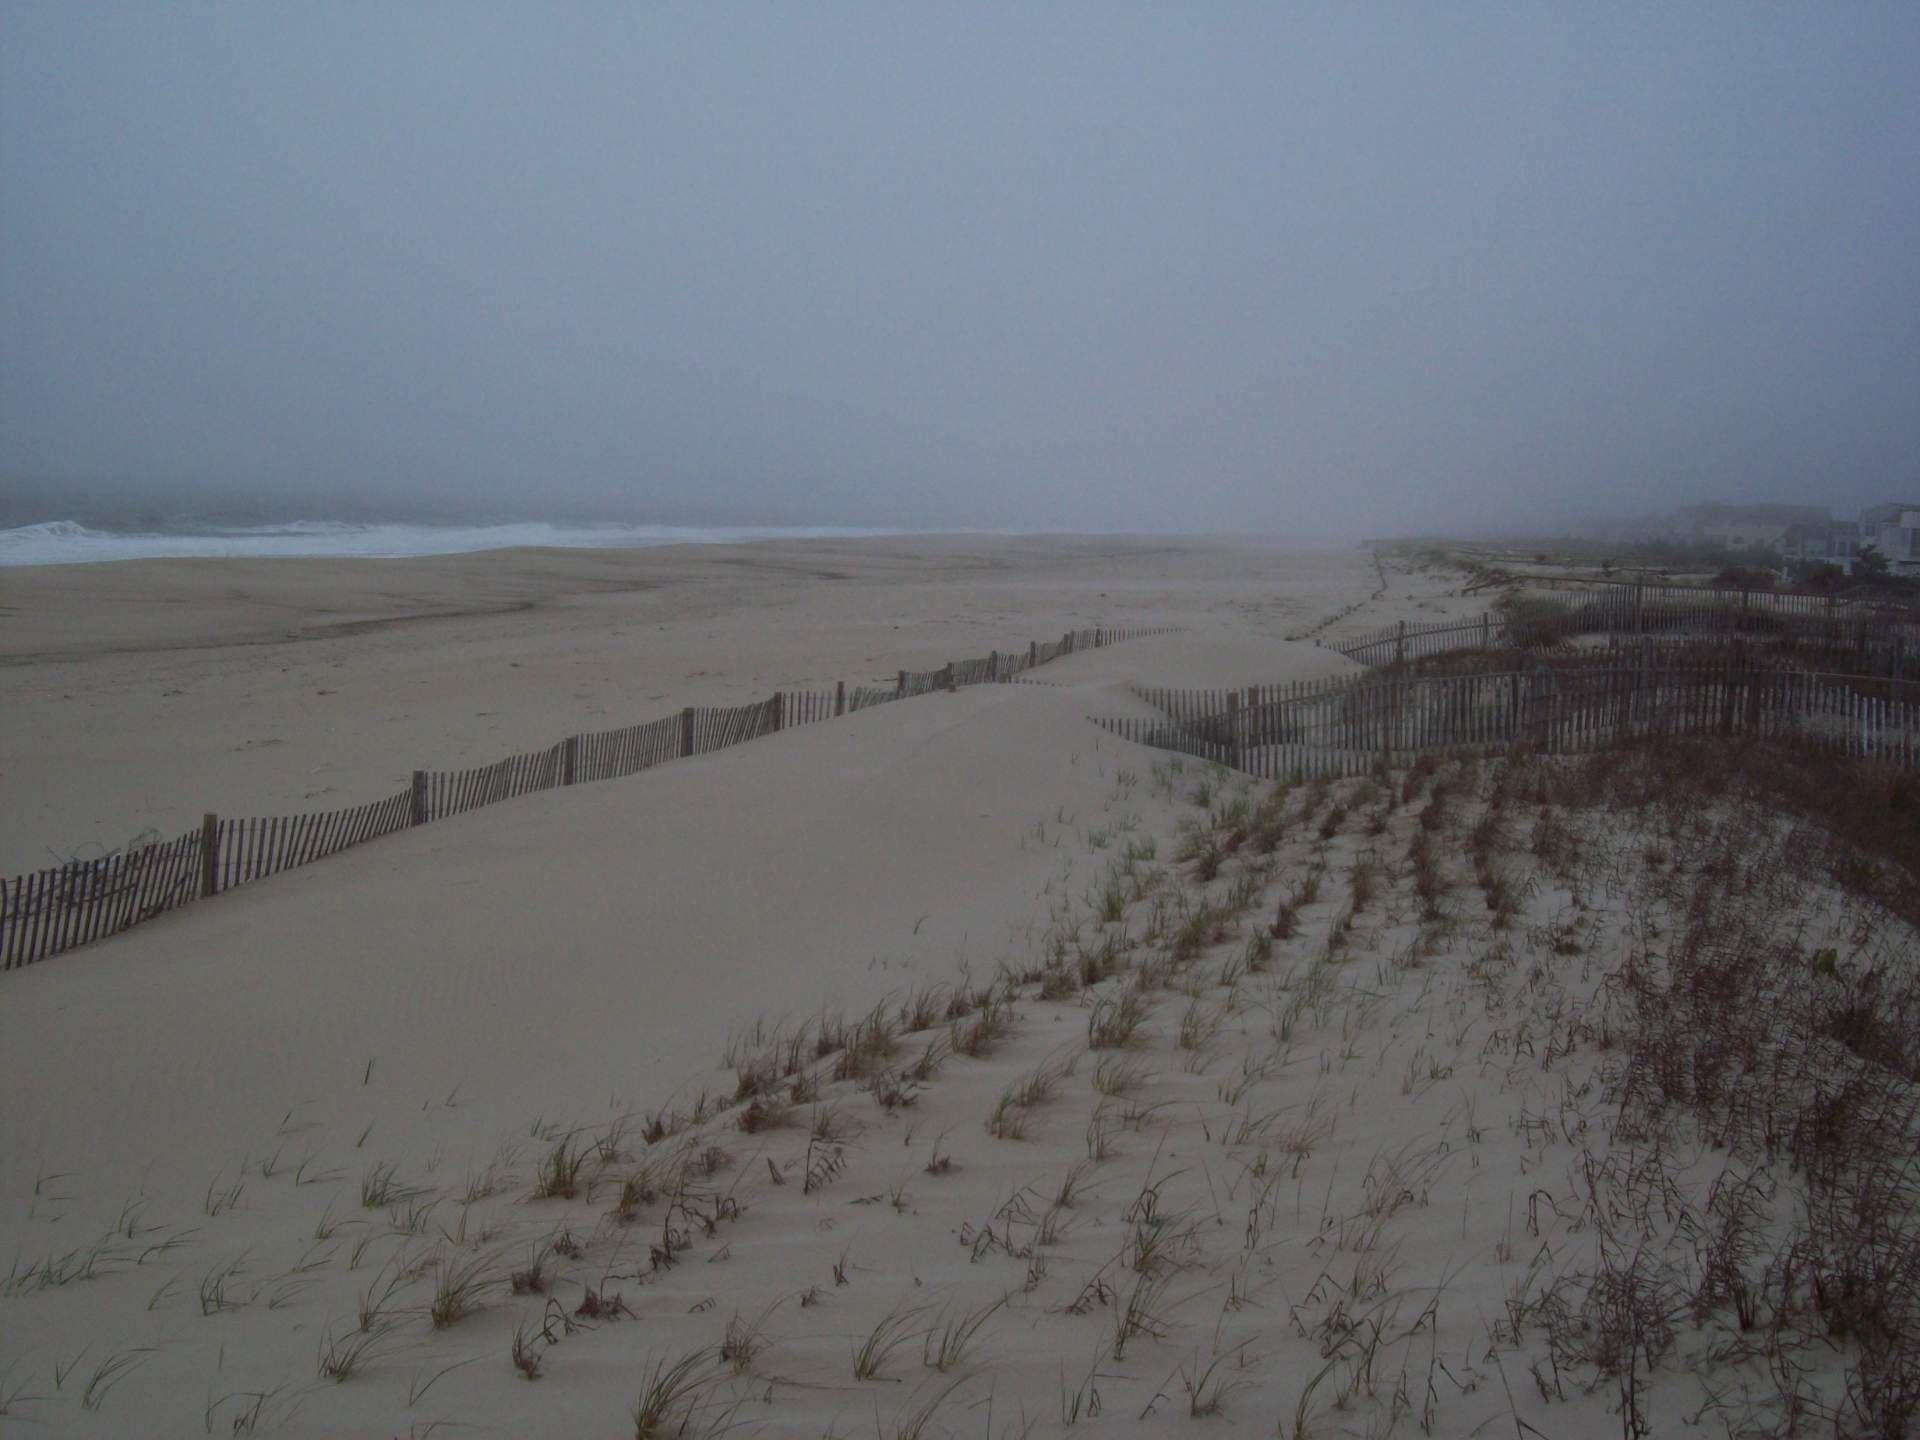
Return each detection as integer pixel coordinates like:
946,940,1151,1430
3,4,1917,535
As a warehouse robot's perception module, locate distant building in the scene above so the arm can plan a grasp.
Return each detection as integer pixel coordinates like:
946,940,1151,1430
1783,519,1863,572
1607,500,1920,578
1667,503,1828,552
1860,504,1920,575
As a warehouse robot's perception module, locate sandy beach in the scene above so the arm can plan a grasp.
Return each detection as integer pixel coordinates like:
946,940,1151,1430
0,536,1402,877
3,537,1877,1438
7,0,1913,1427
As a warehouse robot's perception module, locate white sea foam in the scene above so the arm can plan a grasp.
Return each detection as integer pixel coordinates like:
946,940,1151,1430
0,519,908,566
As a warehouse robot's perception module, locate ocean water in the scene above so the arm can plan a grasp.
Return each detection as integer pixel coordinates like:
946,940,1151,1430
0,519,908,567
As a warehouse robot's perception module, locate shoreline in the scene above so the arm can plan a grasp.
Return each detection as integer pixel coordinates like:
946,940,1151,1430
0,519,925,568
0,521,1352,572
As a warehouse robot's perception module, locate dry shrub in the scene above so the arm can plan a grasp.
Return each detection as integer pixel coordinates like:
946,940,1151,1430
1527,733,1920,1436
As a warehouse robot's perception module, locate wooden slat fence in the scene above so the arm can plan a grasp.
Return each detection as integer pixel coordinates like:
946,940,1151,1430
687,696,781,757
218,790,414,891
2,826,207,970
2,621,1177,970
427,741,569,822
1513,573,1913,624
846,684,900,714
1099,660,1920,781
574,714,682,785
780,689,839,728
859,626,1177,707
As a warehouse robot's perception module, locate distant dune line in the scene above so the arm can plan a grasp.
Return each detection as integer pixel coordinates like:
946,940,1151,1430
1337,583,1914,669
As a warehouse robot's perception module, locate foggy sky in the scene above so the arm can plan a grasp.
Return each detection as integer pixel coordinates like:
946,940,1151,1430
3,4,1917,537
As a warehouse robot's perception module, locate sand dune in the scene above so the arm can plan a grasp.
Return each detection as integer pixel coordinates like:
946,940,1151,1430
6,541,1805,1438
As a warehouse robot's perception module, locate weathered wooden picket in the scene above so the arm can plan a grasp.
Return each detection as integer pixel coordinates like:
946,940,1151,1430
426,743,570,822
218,791,416,891
0,622,1176,970
0,826,207,970
572,714,683,786
1514,574,1913,625
1100,659,1920,781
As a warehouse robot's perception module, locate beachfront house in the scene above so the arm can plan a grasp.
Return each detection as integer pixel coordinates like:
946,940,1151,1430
1666,503,1826,553
1860,504,1920,576
1783,519,1864,573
